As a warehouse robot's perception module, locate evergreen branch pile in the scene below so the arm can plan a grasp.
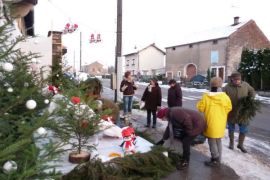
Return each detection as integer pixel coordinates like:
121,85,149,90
234,96,262,125
62,146,175,180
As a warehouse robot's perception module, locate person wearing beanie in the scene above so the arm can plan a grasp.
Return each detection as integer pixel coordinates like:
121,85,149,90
141,78,162,128
197,77,232,167
167,79,183,107
223,72,255,153
156,107,206,170
120,71,138,118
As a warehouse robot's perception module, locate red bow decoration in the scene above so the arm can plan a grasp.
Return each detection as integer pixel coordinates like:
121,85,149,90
71,96,81,104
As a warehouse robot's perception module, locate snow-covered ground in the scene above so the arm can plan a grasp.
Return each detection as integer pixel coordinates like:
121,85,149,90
132,109,270,180
194,133,270,180
136,82,270,104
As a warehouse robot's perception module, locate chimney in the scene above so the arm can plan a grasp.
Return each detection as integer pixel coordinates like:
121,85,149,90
233,16,240,26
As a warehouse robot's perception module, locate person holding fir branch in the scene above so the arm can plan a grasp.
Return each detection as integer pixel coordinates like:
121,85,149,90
223,72,256,153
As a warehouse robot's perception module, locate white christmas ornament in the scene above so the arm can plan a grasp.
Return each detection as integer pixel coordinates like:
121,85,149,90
36,59,41,64
31,58,37,63
3,63,14,72
36,127,47,136
7,87,13,93
44,99,50,104
26,100,37,109
3,161,17,173
96,100,103,109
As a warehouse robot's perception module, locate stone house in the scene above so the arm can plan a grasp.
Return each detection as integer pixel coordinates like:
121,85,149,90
124,43,165,76
165,17,270,81
82,61,108,76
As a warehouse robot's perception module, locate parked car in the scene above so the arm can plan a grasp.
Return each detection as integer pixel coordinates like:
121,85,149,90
190,75,207,86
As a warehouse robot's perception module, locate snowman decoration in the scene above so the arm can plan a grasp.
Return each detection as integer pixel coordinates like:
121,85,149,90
121,127,136,155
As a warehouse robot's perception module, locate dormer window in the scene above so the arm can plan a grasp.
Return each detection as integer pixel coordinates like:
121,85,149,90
213,40,218,44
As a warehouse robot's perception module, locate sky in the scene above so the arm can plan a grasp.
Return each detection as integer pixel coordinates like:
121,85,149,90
35,0,270,70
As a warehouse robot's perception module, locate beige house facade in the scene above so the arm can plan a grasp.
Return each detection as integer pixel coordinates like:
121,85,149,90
82,61,108,76
166,17,270,81
124,43,165,76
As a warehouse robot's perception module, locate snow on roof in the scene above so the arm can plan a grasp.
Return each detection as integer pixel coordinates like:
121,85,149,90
124,43,165,56
167,21,250,48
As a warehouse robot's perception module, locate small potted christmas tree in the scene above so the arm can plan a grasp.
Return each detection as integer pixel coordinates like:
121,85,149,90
53,93,103,164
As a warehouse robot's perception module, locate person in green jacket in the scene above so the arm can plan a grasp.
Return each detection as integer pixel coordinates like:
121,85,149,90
223,72,255,153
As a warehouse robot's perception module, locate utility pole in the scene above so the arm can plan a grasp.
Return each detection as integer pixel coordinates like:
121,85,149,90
114,0,122,102
73,50,76,73
80,31,82,72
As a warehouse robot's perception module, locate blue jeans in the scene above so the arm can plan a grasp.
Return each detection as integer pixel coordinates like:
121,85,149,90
123,96,133,114
228,122,248,134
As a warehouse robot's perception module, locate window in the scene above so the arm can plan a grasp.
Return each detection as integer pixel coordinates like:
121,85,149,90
126,59,129,66
211,51,219,64
177,71,181,77
189,44,193,48
132,59,135,66
166,71,173,78
213,40,218,44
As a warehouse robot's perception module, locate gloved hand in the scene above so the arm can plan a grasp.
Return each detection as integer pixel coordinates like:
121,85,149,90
156,139,165,146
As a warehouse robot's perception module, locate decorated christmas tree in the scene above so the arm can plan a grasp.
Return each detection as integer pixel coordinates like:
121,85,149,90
0,23,61,179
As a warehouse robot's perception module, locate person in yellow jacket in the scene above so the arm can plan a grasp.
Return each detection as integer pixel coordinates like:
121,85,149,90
197,77,232,167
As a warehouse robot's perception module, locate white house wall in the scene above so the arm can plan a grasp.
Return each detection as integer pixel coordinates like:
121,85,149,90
139,46,165,75
18,36,52,78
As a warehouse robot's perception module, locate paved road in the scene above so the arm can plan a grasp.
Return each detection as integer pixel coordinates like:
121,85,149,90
102,79,270,148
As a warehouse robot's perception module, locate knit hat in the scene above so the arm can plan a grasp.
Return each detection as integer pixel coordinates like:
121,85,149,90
157,108,169,119
122,128,132,137
210,77,223,88
230,72,241,78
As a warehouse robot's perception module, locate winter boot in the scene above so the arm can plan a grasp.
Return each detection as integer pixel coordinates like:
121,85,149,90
237,133,247,153
204,158,220,167
229,132,234,150
176,160,189,170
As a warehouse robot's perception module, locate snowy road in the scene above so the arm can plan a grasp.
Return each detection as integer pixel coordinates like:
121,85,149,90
102,79,270,180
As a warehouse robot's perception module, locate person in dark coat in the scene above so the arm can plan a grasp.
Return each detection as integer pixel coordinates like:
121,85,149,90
120,71,138,117
167,79,182,107
141,78,162,128
156,107,206,170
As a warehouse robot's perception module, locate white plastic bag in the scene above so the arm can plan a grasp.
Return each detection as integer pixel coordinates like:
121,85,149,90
140,101,145,109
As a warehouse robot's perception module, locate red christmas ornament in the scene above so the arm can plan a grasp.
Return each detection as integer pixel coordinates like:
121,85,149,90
48,85,58,95
81,120,89,129
71,96,81,104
